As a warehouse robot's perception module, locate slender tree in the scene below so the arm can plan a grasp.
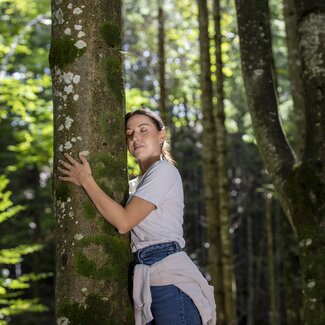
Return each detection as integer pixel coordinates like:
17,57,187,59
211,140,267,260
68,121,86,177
212,0,237,323
235,0,325,322
264,192,278,325
50,1,132,323
158,6,168,127
197,0,226,323
283,0,305,158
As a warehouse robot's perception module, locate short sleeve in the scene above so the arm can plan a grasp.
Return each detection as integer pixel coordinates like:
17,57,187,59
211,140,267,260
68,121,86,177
133,161,178,207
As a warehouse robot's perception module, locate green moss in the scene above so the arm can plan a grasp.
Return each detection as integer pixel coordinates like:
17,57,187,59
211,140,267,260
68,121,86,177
82,200,97,220
99,22,122,48
91,153,121,177
58,293,133,324
75,234,131,283
98,110,125,139
57,182,71,201
102,56,124,103
50,36,86,68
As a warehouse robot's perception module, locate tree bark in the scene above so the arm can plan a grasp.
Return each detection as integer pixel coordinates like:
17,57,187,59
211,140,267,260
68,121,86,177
235,0,325,323
197,0,226,323
213,0,237,324
50,1,133,324
283,0,306,159
264,192,278,325
158,6,169,128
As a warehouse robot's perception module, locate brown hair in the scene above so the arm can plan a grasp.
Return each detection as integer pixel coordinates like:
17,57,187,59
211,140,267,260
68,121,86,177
125,109,175,165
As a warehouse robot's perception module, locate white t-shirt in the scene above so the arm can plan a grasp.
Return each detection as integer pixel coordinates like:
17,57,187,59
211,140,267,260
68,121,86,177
128,159,186,252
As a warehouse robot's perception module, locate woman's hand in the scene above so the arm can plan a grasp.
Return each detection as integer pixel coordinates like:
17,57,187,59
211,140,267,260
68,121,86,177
58,153,92,187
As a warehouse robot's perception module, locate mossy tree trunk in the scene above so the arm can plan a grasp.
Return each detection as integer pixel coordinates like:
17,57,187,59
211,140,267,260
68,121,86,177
50,1,133,324
197,0,226,323
235,0,325,323
212,0,237,324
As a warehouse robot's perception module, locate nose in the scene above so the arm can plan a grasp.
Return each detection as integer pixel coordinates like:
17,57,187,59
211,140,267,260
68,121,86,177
130,131,141,142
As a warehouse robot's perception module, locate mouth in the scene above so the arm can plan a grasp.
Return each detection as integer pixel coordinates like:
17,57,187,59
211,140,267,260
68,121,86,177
133,145,144,151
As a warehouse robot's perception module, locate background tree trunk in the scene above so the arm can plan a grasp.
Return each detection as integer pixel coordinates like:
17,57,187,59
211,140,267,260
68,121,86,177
158,6,169,128
50,1,133,323
235,0,325,323
283,0,305,159
197,0,226,323
264,192,278,325
213,0,237,323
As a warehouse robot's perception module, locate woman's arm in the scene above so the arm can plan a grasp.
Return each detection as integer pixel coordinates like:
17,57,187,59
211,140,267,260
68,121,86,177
58,153,155,234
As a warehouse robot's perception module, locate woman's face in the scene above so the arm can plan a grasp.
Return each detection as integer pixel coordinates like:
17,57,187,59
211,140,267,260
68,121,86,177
125,114,164,163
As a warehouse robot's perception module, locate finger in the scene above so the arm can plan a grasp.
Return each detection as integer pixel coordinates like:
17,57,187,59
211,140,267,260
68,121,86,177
58,159,73,170
64,153,78,165
79,153,88,164
57,166,70,175
58,175,80,186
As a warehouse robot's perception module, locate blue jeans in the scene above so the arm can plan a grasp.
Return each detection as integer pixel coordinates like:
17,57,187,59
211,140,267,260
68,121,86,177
133,242,202,325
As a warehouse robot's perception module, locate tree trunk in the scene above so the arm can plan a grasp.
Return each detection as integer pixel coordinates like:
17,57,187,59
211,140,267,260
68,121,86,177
158,6,169,128
283,0,306,159
235,0,325,323
264,192,278,325
212,0,237,324
246,210,254,325
50,1,133,324
197,0,226,323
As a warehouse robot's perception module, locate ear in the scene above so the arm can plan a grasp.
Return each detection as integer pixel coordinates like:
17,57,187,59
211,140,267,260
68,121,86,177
159,129,167,143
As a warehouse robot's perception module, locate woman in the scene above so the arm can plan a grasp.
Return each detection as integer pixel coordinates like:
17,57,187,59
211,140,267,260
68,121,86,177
58,109,216,325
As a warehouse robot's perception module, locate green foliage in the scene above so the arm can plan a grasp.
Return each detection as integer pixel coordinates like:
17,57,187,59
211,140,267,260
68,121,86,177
0,176,51,324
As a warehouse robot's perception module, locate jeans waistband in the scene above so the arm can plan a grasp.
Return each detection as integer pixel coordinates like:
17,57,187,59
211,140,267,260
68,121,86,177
133,241,182,266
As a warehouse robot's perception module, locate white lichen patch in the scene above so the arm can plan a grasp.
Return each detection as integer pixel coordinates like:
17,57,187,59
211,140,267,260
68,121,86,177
80,150,90,156
64,116,74,130
81,287,88,293
54,9,64,24
67,3,73,9
78,31,86,38
63,72,74,84
307,280,316,288
309,298,317,303
58,125,64,131
64,141,73,150
73,7,83,15
57,317,70,325
69,211,74,217
299,238,313,247
64,28,71,35
73,234,84,240
77,136,82,141
55,0,63,4
64,85,73,94
72,75,80,84
305,238,312,246
75,40,87,49
73,94,79,101
59,144,64,152
253,69,263,77
74,24,82,30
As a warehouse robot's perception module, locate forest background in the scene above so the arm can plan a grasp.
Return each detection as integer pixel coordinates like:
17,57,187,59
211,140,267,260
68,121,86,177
1,0,324,324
